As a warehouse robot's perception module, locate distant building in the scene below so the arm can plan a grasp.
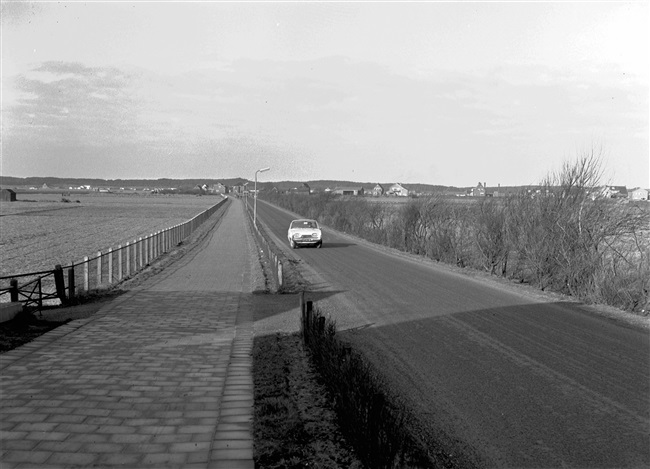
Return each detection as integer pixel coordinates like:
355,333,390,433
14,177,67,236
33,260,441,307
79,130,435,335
372,184,384,197
333,186,364,196
1,189,16,202
210,183,229,194
231,185,246,195
469,182,486,197
386,183,409,197
629,187,649,201
291,183,311,194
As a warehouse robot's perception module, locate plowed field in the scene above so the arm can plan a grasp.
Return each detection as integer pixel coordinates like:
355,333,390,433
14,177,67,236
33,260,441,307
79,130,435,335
0,194,220,277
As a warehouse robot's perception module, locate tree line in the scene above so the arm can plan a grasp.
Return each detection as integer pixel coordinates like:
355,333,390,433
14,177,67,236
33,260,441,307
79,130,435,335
262,152,649,313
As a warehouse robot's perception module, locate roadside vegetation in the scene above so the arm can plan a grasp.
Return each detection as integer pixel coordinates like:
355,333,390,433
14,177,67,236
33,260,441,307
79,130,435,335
253,331,364,469
297,302,474,469
262,151,650,314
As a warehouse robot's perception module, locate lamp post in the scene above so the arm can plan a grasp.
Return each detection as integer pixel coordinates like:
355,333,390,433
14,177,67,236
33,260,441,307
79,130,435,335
242,182,249,210
254,167,270,226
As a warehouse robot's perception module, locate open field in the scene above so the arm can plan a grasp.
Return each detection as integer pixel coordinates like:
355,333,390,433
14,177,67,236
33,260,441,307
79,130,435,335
0,193,221,277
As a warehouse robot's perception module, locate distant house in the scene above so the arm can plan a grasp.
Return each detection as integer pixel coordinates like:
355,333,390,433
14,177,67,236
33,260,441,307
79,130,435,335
629,187,649,201
291,183,311,194
210,183,229,194
386,183,409,197
372,184,384,197
602,186,628,199
231,185,246,195
333,186,364,196
1,189,16,202
470,182,486,197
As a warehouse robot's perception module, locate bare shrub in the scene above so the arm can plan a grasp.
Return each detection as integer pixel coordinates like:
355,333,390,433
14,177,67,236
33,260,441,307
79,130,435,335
506,147,649,311
473,198,509,276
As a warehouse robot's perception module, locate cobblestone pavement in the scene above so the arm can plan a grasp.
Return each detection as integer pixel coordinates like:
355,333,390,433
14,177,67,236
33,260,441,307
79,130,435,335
0,199,259,468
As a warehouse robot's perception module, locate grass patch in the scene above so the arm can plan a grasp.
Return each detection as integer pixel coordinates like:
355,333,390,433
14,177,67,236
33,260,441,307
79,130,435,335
0,310,70,353
253,333,363,469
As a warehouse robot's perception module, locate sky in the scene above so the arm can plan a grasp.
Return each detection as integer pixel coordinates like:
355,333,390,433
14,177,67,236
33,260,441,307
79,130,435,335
1,1,648,188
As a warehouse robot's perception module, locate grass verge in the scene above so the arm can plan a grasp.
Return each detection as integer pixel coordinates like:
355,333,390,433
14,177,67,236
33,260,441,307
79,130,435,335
253,332,363,469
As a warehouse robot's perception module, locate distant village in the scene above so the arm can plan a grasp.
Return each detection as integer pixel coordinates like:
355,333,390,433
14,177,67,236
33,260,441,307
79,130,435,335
1,180,648,203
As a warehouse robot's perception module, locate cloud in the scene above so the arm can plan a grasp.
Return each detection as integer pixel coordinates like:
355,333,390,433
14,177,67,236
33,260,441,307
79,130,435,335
2,57,647,185
5,62,138,147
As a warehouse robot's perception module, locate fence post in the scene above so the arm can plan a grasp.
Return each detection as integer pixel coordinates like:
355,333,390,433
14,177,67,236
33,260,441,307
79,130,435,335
84,256,89,291
125,242,131,277
108,248,113,284
144,235,149,265
138,237,143,269
305,300,313,344
68,264,75,300
97,251,102,286
37,278,43,310
299,291,306,341
54,264,68,305
117,245,123,280
10,278,18,302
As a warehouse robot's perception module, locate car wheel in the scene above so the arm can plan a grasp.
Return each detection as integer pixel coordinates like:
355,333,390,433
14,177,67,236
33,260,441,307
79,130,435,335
316,241,322,248
290,240,297,249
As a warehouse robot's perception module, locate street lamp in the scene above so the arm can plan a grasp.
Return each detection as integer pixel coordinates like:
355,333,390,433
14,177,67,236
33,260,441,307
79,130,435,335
254,167,270,226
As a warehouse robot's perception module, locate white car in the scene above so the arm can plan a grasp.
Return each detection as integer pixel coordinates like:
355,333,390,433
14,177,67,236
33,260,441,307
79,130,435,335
287,219,323,249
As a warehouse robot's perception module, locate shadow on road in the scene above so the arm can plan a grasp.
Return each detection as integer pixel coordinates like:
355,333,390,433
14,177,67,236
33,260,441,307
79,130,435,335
321,242,356,248
293,242,356,249
332,301,650,469
252,290,344,326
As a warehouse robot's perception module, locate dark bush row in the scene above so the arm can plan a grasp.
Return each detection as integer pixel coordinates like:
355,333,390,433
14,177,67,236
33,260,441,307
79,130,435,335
300,302,441,468
264,154,650,313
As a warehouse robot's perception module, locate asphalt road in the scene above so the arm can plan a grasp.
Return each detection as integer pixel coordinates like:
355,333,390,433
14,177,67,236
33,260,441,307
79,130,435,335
254,198,650,468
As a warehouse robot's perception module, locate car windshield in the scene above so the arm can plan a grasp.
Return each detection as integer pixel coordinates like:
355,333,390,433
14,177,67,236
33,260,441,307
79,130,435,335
291,220,316,229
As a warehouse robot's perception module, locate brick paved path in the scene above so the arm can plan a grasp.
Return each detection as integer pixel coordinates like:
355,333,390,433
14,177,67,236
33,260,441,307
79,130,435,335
1,199,258,468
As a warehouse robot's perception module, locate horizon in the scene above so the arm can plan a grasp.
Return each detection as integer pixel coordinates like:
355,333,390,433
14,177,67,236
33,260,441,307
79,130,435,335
2,2,648,188
1,174,641,190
